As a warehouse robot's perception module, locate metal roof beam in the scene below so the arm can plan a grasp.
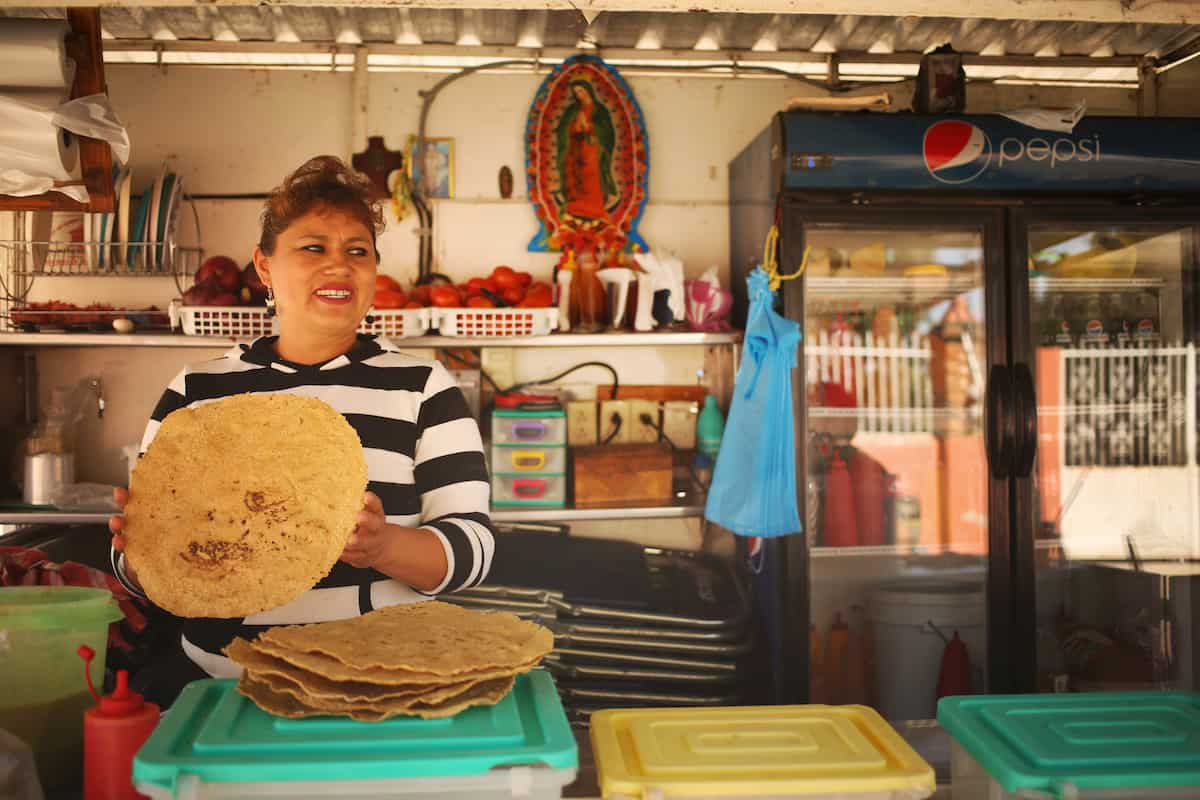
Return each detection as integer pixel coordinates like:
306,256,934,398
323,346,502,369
99,38,1142,68
22,1,1200,26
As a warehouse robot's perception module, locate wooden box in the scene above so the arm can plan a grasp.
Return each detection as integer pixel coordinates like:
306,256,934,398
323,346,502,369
572,443,673,508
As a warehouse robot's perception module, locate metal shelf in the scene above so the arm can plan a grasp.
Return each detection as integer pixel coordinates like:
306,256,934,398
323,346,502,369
495,502,704,522
0,503,706,528
807,275,978,302
0,331,741,348
812,543,977,557
1030,276,1165,293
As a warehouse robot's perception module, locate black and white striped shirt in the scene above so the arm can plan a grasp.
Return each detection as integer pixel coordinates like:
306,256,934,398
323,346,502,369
112,334,494,677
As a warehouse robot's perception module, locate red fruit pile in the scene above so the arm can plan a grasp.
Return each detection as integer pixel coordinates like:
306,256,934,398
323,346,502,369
182,256,269,307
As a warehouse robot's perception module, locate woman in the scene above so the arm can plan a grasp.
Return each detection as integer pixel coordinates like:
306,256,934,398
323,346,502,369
556,79,616,222
109,156,494,705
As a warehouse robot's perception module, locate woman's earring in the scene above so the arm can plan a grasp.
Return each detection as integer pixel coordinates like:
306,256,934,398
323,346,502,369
364,307,376,325
265,287,276,317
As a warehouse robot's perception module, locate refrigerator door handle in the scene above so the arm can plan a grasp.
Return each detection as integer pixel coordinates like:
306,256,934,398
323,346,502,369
985,364,1014,480
1012,362,1038,478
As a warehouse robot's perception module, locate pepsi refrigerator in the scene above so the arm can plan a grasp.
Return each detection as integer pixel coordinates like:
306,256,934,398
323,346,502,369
729,110,1200,728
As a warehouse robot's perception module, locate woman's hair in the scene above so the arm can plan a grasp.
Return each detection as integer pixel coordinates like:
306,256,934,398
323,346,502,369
259,156,384,256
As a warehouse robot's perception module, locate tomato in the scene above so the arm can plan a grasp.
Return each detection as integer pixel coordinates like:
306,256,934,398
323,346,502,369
468,277,499,295
375,275,403,293
409,285,432,306
492,266,520,290
467,295,496,308
373,289,407,309
456,283,473,299
522,286,553,308
501,286,526,305
430,286,461,307
515,271,533,288
403,301,424,309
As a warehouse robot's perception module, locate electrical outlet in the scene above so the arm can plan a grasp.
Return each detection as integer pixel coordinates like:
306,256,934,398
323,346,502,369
599,399,631,444
662,401,698,449
480,347,515,392
629,399,661,444
566,400,598,446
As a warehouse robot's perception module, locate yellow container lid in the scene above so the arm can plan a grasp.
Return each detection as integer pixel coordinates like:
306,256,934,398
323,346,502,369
590,704,935,799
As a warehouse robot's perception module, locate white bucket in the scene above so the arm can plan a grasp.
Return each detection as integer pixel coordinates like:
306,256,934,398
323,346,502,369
869,581,986,721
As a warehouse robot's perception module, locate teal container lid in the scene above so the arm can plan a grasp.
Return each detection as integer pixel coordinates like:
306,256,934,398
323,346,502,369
0,586,123,630
134,671,576,793
938,692,1200,795
493,408,565,419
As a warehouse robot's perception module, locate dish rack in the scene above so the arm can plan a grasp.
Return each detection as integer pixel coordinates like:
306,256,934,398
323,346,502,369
433,307,559,337
170,300,431,339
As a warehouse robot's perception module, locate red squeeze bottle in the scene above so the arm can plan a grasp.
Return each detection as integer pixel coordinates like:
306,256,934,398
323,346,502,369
935,631,973,701
78,645,158,800
821,450,860,547
848,450,887,547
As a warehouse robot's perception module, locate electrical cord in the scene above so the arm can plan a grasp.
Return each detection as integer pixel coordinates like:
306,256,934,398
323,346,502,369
438,349,619,399
601,412,623,445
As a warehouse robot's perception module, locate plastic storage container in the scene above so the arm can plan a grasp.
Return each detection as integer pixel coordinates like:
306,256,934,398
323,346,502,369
939,692,1200,800
590,704,935,800
868,580,986,720
0,586,124,792
134,671,577,799
492,445,568,474
493,473,566,507
492,410,567,446
171,301,430,339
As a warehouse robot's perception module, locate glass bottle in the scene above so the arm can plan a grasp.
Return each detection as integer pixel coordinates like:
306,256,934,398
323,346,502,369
571,247,608,332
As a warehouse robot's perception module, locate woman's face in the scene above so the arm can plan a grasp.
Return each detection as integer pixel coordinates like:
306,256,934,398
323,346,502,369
254,205,376,337
572,84,589,102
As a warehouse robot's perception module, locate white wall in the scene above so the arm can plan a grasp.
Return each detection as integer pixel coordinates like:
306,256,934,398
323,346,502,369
6,63,1155,551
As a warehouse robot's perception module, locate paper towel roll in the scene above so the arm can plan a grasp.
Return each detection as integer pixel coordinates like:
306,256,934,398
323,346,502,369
0,19,72,91
0,95,77,179
1,87,68,110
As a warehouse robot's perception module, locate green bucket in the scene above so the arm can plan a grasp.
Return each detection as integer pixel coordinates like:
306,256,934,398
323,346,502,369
0,586,124,791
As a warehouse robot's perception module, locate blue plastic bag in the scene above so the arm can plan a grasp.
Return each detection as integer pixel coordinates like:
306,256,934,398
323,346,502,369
704,268,802,538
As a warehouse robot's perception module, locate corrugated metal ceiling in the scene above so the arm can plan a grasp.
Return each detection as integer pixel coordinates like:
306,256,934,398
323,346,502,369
3,7,1197,60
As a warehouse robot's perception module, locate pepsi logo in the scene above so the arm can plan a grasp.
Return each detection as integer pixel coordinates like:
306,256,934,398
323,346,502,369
1136,319,1156,337
923,121,992,184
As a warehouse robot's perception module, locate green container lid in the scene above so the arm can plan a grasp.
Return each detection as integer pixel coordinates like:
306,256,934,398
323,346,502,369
0,586,123,631
492,408,565,419
134,670,577,793
938,692,1200,796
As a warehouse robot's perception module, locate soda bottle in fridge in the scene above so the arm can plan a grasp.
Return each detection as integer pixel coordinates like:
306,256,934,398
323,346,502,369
1132,290,1161,344
1080,293,1108,346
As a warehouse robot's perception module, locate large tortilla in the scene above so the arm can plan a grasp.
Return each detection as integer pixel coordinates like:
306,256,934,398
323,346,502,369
225,602,553,722
248,636,541,687
238,674,516,721
258,600,554,675
123,393,368,617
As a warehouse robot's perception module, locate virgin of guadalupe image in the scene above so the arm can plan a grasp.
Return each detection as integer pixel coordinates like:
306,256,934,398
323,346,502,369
556,79,617,223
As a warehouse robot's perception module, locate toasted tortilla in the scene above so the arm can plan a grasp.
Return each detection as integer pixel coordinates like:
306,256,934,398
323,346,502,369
123,393,368,617
258,600,554,676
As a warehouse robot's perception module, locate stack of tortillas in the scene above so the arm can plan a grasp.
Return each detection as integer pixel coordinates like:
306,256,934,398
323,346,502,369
123,393,368,618
225,601,554,720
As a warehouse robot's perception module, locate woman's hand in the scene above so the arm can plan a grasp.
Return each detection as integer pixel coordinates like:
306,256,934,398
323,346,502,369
340,492,449,592
108,486,139,587
340,491,390,569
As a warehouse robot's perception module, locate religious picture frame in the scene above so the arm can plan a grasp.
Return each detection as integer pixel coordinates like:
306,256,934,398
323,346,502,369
408,136,455,199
